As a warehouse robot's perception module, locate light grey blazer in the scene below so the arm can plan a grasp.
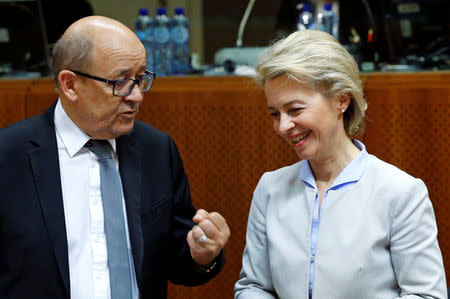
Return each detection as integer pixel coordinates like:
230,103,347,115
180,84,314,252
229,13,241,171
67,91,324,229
235,154,446,299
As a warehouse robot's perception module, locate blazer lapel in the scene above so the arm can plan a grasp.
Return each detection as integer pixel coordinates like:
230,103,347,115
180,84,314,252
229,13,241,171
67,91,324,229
117,132,144,288
28,106,70,296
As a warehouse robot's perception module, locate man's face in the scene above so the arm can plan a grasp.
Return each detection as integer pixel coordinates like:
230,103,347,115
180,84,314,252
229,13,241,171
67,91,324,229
73,32,146,140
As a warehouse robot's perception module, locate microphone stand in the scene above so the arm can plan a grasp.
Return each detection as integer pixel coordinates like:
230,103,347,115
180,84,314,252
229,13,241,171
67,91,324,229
236,0,256,47
213,0,266,68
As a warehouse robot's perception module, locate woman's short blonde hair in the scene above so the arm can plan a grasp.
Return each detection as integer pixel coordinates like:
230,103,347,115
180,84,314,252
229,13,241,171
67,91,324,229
255,30,367,136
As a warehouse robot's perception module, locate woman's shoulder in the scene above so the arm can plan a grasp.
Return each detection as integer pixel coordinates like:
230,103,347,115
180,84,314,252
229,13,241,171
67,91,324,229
364,154,427,191
261,160,304,182
253,161,305,197
251,161,305,211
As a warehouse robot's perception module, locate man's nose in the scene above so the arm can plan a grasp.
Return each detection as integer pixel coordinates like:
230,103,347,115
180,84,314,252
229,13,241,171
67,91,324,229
124,83,144,103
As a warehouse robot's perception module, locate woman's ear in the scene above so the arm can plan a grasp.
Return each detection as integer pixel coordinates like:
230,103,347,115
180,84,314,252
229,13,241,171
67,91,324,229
337,93,351,113
57,70,78,103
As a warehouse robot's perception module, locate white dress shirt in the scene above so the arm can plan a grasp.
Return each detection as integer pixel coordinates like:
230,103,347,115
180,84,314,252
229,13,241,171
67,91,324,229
54,100,139,299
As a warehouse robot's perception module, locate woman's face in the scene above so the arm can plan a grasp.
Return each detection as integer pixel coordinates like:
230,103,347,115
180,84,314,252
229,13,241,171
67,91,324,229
265,75,344,162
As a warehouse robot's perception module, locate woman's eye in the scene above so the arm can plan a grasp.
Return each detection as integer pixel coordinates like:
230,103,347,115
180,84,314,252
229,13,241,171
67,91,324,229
270,112,280,118
289,108,303,114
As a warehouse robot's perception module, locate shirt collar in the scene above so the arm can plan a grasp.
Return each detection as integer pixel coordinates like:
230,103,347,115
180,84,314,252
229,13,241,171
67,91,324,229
299,139,368,190
54,99,117,157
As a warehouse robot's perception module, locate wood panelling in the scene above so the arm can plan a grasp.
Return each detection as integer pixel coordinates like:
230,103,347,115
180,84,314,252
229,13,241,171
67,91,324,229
361,73,450,289
0,72,449,298
25,78,59,117
0,79,29,128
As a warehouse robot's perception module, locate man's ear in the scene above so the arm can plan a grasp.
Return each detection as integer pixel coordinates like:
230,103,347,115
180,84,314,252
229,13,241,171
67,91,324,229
58,70,78,103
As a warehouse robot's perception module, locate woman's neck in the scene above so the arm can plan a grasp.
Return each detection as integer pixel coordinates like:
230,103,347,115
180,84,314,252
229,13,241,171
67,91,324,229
309,137,360,188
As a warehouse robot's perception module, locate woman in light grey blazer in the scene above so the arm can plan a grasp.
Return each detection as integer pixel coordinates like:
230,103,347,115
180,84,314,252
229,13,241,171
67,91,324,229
234,30,447,299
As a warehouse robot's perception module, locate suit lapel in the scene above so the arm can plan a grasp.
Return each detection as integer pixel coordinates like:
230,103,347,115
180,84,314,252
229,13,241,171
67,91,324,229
29,105,70,296
117,132,144,287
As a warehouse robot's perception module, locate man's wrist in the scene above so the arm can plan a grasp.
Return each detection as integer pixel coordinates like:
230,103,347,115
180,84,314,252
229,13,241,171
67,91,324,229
194,260,217,273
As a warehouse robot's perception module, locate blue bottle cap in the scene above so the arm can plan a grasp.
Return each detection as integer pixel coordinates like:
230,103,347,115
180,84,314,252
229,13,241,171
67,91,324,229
157,7,167,15
324,3,333,11
302,4,312,12
139,8,149,15
174,7,184,15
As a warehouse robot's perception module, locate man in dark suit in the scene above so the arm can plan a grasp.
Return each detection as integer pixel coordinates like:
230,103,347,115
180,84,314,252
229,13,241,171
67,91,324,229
0,16,229,298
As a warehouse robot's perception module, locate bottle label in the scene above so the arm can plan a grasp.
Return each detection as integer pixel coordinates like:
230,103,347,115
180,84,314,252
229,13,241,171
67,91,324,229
136,31,145,42
172,25,189,44
145,27,153,42
154,27,170,44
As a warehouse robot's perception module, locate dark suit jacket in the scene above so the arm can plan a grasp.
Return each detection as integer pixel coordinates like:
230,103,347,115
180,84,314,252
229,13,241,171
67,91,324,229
0,103,224,298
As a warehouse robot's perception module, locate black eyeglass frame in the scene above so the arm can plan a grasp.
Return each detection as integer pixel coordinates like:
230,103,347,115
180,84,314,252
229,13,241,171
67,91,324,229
70,69,156,97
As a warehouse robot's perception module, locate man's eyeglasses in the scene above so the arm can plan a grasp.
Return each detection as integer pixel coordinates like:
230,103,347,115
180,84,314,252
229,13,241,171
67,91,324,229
71,69,156,97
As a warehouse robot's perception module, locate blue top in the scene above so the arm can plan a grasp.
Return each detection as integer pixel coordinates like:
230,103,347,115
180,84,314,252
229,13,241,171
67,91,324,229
235,138,446,298
324,3,333,11
300,140,368,299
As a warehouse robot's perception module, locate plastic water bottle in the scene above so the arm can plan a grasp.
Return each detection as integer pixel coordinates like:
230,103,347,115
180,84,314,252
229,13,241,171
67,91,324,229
135,8,154,71
153,7,172,76
296,3,315,31
170,7,191,75
318,3,339,39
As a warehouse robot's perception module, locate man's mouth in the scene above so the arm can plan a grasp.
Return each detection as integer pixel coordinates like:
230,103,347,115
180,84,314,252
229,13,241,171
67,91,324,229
122,110,136,115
